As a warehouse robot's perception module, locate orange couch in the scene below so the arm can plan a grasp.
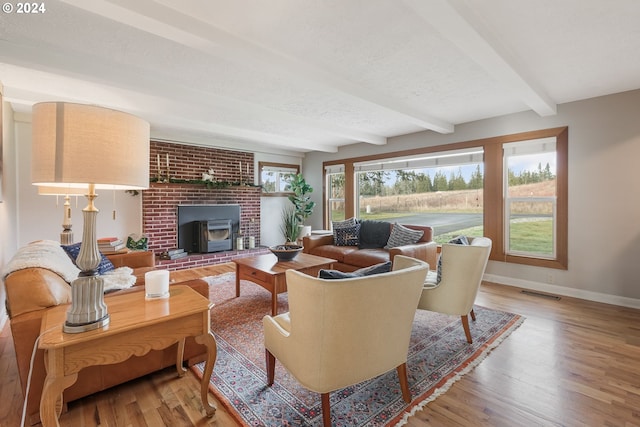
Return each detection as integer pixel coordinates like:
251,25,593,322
4,247,209,425
303,222,437,272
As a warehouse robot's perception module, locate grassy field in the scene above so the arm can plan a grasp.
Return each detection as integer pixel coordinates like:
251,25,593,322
508,219,553,254
432,219,552,255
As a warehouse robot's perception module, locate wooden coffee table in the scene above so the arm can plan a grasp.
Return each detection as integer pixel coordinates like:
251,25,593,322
234,252,336,315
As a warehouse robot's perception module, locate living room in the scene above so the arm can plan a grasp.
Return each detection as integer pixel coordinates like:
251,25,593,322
1,2,640,426
3,80,640,312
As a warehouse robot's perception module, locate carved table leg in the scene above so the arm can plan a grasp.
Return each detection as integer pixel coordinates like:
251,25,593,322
40,373,77,427
195,331,218,417
176,338,187,377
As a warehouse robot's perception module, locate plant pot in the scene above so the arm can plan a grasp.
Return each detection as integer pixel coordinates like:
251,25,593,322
298,225,312,239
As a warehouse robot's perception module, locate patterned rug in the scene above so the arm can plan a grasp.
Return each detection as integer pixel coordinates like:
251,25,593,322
192,272,524,427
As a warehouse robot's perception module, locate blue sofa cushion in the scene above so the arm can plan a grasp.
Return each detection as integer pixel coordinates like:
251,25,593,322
358,220,391,249
437,235,469,284
334,223,361,247
318,261,392,280
332,217,357,244
62,243,115,275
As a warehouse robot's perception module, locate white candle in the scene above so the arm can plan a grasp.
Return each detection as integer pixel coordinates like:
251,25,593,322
166,153,170,176
239,161,242,179
156,154,161,174
249,236,255,249
145,270,170,299
236,237,244,250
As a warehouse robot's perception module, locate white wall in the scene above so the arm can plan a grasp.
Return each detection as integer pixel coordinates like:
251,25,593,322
0,98,17,327
11,114,143,250
303,90,640,307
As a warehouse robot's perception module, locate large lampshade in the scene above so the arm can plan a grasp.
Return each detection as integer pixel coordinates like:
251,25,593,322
32,102,149,189
31,102,150,333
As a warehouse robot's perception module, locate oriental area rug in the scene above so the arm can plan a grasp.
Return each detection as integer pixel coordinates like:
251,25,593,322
192,272,523,427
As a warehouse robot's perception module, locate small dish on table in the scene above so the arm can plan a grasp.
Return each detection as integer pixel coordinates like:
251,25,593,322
269,244,303,262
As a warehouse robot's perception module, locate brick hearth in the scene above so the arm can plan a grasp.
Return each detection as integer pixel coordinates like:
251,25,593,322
143,141,264,270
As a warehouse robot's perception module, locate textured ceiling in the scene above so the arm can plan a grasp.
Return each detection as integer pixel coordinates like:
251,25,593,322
1,0,639,154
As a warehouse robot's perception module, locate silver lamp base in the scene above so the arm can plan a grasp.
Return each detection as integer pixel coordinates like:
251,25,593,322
63,273,110,333
64,315,110,333
60,229,74,245
63,187,110,334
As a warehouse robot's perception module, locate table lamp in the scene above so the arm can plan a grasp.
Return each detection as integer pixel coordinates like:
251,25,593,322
37,185,86,244
31,102,150,333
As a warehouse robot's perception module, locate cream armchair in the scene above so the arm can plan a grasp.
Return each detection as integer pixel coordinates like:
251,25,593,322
417,236,492,343
263,255,429,427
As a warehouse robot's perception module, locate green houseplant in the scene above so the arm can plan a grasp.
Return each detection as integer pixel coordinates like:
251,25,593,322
271,206,303,261
280,206,300,243
287,173,316,239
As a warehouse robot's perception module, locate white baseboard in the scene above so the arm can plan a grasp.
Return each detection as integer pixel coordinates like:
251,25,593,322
483,273,640,310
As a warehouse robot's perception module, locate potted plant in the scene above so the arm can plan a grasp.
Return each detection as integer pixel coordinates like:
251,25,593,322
287,173,316,239
280,206,300,244
272,206,304,260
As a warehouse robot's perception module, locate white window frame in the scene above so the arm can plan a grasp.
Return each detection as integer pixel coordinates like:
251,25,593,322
503,138,557,259
325,165,345,226
259,162,299,195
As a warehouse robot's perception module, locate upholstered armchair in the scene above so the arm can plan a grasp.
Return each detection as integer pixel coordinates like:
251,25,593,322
418,236,492,343
263,255,429,427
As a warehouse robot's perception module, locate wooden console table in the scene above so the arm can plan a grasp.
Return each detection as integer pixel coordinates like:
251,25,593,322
38,286,217,427
234,252,336,315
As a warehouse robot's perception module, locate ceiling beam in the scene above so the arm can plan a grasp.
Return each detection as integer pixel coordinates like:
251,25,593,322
60,0,454,134
403,0,556,117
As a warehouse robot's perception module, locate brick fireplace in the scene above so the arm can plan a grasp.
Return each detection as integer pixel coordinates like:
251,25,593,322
142,141,265,269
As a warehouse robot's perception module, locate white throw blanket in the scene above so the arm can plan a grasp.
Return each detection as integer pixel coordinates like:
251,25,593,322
2,239,136,292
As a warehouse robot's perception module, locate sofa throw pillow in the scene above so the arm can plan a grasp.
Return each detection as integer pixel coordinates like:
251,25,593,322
448,235,469,246
319,269,355,279
334,223,361,246
355,260,393,276
62,243,115,275
358,220,391,249
384,223,424,249
436,235,469,284
332,217,357,230
319,261,392,279
332,217,357,244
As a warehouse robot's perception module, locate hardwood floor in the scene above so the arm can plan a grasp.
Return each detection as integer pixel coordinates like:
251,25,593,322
2,262,639,426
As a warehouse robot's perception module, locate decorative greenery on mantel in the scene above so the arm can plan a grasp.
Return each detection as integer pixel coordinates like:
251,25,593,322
121,166,262,195
126,178,262,196
149,176,263,189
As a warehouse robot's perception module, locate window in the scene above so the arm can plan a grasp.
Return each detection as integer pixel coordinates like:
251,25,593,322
325,165,345,224
323,127,568,269
504,138,557,258
259,162,299,195
353,148,484,243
